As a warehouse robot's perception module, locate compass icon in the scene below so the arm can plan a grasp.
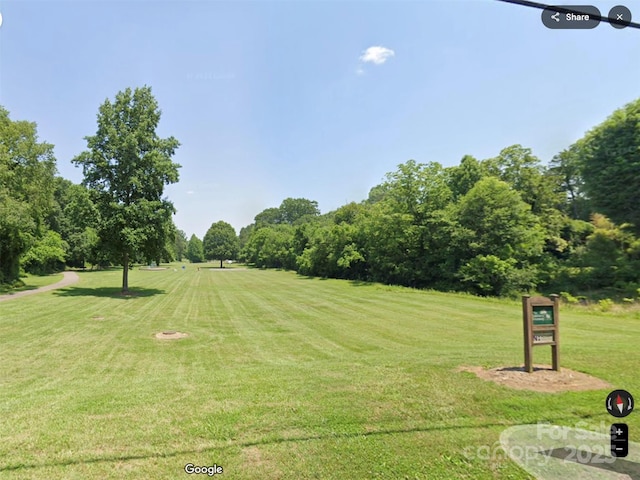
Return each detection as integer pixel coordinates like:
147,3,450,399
606,390,634,418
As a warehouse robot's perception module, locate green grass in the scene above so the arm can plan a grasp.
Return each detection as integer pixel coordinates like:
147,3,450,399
1,266,638,479
0,272,64,294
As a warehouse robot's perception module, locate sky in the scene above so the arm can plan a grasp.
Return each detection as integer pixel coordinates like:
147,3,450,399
1,0,638,238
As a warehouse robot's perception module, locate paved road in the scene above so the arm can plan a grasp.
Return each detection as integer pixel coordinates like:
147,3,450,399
0,271,80,302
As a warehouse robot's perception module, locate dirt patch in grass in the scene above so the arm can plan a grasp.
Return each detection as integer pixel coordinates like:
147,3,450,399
242,446,283,478
456,365,612,392
154,331,188,340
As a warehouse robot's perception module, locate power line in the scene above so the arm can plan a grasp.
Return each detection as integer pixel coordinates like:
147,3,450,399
496,0,640,29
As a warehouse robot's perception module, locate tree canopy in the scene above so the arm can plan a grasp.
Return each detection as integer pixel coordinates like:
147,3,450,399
575,98,640,233
186,234,204,263
3,94,640,300
253,198,320,227
72,86,180,292
203,221,238,268
0,107,57,283
236,98,640,299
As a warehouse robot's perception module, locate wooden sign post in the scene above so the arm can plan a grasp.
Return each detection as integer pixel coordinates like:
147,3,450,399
522,294,560,373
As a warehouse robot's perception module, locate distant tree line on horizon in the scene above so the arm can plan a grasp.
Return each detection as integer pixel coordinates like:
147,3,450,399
2,91,639,298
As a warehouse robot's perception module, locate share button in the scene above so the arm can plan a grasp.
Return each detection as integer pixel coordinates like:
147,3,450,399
541,5,601,29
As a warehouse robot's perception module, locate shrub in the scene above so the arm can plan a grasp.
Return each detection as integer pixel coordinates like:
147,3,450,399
459,255,519,297
560,291,579,304
20,231,67,275
598,298,614,312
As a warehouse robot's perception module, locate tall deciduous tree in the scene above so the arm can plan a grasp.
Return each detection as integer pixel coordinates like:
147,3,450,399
549,144,591,220
203,221,238,268
254,207,282,228
253,198,320,228
0,107,57,283
454,177,545,294
456,177,544,262
186,234,204,263
174,229,188,261
447,155,486,200
49,178,99,268
485,145,562,215
575,98,640,233
279,198,320,225
73,86,180,292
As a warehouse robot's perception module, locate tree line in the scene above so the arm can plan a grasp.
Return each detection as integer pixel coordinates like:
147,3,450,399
229,98,640,298
2,88,639,298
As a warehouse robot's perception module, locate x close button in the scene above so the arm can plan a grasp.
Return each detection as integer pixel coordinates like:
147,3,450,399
609,5,632,29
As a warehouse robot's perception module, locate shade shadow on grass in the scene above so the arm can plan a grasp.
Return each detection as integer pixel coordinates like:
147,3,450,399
0,285,39,295
296,275,329,281
53,286,165,299
0,421,522,472
68,267,122,273
0,413,607,473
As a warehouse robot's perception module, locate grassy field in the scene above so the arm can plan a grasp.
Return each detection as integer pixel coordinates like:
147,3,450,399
0,265,638,479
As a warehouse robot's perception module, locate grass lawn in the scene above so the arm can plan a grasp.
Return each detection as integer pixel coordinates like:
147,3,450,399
0,265,638,479
0,272,64,294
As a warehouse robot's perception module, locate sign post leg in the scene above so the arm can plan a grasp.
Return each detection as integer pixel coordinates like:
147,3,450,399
523,296,533,373
551,345,559,371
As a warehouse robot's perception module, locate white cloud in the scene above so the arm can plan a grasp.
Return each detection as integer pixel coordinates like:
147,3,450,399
187,190,194,195
356,66,365,76
359,46,395,65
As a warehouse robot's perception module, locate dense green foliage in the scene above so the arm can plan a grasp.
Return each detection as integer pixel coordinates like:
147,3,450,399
3,96,639,298
203,221,238,267
47,178,101,268
20,230,67,275
0,107,57,282
72,86,181,291
238,99,640,298
576,98,640,233
0,92,186,286
174,229,188,261
186,234,204,263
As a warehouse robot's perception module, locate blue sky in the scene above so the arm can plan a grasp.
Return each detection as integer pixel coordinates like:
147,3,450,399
1,0,638,238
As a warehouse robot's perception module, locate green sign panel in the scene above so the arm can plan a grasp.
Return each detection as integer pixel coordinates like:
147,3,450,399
532,306,554,326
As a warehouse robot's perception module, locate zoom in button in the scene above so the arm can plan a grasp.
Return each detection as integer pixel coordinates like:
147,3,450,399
611,423,629,457
542,5,601,29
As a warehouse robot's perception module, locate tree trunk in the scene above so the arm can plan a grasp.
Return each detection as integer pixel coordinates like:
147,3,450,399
122,252,129,293
220,259,223,268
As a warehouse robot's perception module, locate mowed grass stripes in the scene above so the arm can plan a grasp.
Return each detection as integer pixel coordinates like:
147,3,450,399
1,266,638,479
